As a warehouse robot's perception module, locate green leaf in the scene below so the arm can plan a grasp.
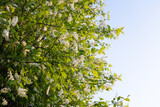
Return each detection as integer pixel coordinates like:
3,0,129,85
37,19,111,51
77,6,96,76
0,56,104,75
124,98,130,102
61,72,67,78
93,70,98,77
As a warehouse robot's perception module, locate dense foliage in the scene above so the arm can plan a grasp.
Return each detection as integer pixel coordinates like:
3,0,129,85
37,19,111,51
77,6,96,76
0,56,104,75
0,0,129,106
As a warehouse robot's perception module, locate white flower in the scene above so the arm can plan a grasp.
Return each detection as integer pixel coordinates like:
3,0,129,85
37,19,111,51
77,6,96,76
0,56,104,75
37,36,43,42
110,31,117,39
8,71,14,81
58,89,63,96
100,20,107,28
24,49,30,56
46,1,52,6
80,36,85,40
88,102,94,107
105,83,112,89
17,87,28,98
46,85,50,95
73,43,78,53
70,2,74,10
43,26,47,31
60,40,70,48
89,40,95,46
100,0,104,3
6,5,10,11
73,0,78,3
1,88,11,93
2,98,8,106
58,0,64,4
58,13,62,18
72,58,79,66
73,32,78,40
22,41,26,46
93,33,98,38
11,16,18,27
68,14,72,22
2,29,9,41
33,87,38,92
84,88,90,93
49,78,54,84
76,21,79,24
82,77,86,83
78,72,83,79
80,55,85,62
64,99,69,104
82,23,86,26
54,8,57,16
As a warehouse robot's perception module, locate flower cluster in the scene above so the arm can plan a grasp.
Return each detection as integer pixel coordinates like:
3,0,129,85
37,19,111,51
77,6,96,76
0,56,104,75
1,87,11,93
17,87,28,98
2,98,8,106
8,71,14,81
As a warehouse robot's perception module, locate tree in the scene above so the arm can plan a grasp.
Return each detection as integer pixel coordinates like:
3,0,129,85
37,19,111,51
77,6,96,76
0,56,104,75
0,0,129,106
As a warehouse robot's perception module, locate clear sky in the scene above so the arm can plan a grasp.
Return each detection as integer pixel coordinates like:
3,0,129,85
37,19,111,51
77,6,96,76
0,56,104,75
93,0,160,107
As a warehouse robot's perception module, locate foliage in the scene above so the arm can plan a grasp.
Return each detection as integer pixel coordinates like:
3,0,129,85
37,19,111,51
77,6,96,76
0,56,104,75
0,0,129,106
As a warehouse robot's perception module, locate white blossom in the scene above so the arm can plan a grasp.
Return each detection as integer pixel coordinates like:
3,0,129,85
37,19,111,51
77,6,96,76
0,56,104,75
100,20,107,28
105,83,113,89
33,87,38,92
84,88,90,93
46,1,52,6
43,26,47,31
73,32,78,40
72,58,79,66
50,29,56,37
22,41,26,46
49,9,53,15
68,14,72,22
37,36,43,42
70,2,74,10
58,89,63,96
8,71,14,81
11,16,18,27
1,88,11,93
60,40,70,48
82,77,86,83
78,72,83,79
74,90,80,99
73,0,78,3
73,43,78,53
24,49,30,56
93,33,98,38
89,39,96,46
54,8,57,16
2,98,8,106
88,102,94,107
76,21,79,24
6,5,10,11
80,55,85,62
82,23,86,26
58,0,64,4
100,0,104,3
110,31,117,39
46,85,50,95
49,78,54,84
64,99,69,104
2,29,9,41
58,13,62,18
17,87,28,98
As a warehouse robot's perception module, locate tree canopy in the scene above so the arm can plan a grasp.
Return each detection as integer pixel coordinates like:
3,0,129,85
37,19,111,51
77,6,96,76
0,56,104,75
0,0,129,106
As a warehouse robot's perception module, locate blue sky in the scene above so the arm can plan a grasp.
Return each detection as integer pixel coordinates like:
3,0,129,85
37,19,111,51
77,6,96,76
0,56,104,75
94,0,160,106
